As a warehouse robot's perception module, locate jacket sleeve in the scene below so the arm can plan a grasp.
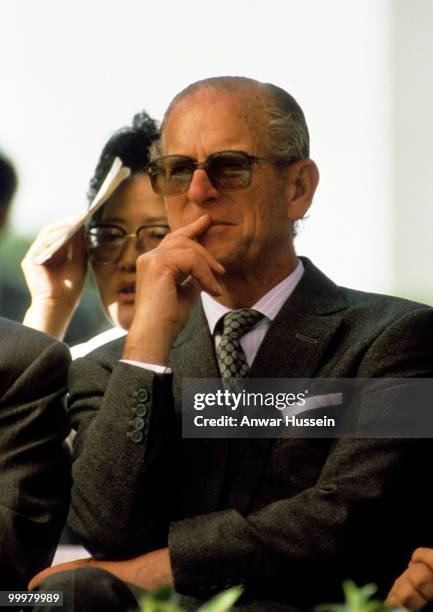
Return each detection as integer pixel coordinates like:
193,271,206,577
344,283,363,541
67,357,177,558
0,328,71,589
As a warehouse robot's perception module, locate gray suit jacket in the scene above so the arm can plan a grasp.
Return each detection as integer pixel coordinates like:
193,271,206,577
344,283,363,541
67,259,433,609
0,317,71,589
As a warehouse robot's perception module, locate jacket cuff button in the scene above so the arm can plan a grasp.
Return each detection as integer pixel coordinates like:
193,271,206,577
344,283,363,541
127,430,143,443
135,404,148,416
133,389,149,402
132,417,145,430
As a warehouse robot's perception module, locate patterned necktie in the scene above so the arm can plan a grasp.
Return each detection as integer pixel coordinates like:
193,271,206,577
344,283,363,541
216,309,264,384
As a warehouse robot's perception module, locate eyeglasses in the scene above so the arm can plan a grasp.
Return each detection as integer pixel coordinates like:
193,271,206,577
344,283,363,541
86,223,170,264
147,150,295,197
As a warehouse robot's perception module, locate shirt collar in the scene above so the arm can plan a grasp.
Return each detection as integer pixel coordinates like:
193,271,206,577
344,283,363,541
201,259,304,335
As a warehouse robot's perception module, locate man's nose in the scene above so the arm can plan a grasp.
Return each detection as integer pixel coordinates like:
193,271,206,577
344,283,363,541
117,236,138,271
186,168,220,205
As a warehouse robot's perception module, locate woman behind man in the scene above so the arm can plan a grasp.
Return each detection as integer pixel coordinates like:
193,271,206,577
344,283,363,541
22,111,169,352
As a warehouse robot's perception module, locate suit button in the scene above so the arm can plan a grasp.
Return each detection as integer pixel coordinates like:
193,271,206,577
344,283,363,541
130,430,143,443
135,404,147,416
132,417,145,430
133,389,149,402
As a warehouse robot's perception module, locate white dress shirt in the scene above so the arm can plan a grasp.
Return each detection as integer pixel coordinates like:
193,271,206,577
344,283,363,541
71,327,127,360
122,260,304,372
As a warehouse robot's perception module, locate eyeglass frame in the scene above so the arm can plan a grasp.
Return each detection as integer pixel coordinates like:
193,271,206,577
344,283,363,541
85,222,170,264
146,149,297,196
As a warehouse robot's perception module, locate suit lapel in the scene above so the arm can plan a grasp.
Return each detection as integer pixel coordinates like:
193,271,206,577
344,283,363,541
169,302,219,396
169,304,230,515
251,257,348,379
225,258,349,514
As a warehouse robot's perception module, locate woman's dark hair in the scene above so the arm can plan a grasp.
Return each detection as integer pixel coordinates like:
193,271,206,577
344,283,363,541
87,111,159,222
0,152,18,210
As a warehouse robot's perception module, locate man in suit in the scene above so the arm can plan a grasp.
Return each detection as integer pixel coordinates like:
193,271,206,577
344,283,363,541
31,77,433,610
0,316,71,589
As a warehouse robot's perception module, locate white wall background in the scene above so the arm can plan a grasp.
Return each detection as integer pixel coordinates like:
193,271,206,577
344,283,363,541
1,0,431,301
392,0,433,304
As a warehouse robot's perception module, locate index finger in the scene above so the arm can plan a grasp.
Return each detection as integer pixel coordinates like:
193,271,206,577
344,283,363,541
169,213,212,239
411,548,433,569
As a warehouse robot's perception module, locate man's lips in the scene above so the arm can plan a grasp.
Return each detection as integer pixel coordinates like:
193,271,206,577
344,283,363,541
205,221,234,230
196,221,234,243
209,220,234,225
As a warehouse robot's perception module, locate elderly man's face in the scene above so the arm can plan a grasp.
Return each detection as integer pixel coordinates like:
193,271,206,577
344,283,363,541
162,89,293,275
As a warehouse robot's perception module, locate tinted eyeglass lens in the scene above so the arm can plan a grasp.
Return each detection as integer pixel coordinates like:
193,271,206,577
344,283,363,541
136,225,170,250
88,225,170,263
208,152,251,190
149,152,253,196
150,156,194,196
88,226,125,263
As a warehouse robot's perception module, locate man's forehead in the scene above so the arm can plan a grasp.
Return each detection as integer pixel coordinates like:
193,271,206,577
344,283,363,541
162,88,266,153
168,88,256,121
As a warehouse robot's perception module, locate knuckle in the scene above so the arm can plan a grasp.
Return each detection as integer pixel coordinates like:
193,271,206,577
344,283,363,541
392,575,405,592
413,547,432,560
413,547,425,559
397,585,414,606
412,566,432,589
144,249,172,270
135,251,152,268
163,232,175,243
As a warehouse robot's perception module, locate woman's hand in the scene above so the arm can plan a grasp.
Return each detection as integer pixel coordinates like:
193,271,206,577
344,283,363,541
22,218,88,339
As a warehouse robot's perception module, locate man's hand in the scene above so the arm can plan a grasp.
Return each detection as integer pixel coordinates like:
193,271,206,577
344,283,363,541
386,548,433,610
123,213,225,365
29,547,173,592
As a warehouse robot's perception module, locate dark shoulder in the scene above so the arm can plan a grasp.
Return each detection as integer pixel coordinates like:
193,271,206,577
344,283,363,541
0,317,71,397
68,335,126,396
335,287,433,375
294,260,433,374
299,257,433,328
340,285,432,324
335,289,433,376
0,316,70,363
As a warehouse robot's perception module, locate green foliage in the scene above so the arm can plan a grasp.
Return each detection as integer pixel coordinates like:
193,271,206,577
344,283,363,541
197,586,243,612
315,580,392,612
139,581,399,612
138,586,243,612
139,586,181,612
0,231,31,284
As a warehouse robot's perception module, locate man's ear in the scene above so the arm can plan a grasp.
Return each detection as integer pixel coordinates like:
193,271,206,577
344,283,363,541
285,159,319,221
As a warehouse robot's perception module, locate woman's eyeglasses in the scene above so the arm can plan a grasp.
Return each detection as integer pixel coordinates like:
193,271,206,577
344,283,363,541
86,223,170,264
147,150,295,197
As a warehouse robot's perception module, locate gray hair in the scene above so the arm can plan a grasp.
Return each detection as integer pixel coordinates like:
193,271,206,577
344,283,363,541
262,83,310,160
150,76,310,161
